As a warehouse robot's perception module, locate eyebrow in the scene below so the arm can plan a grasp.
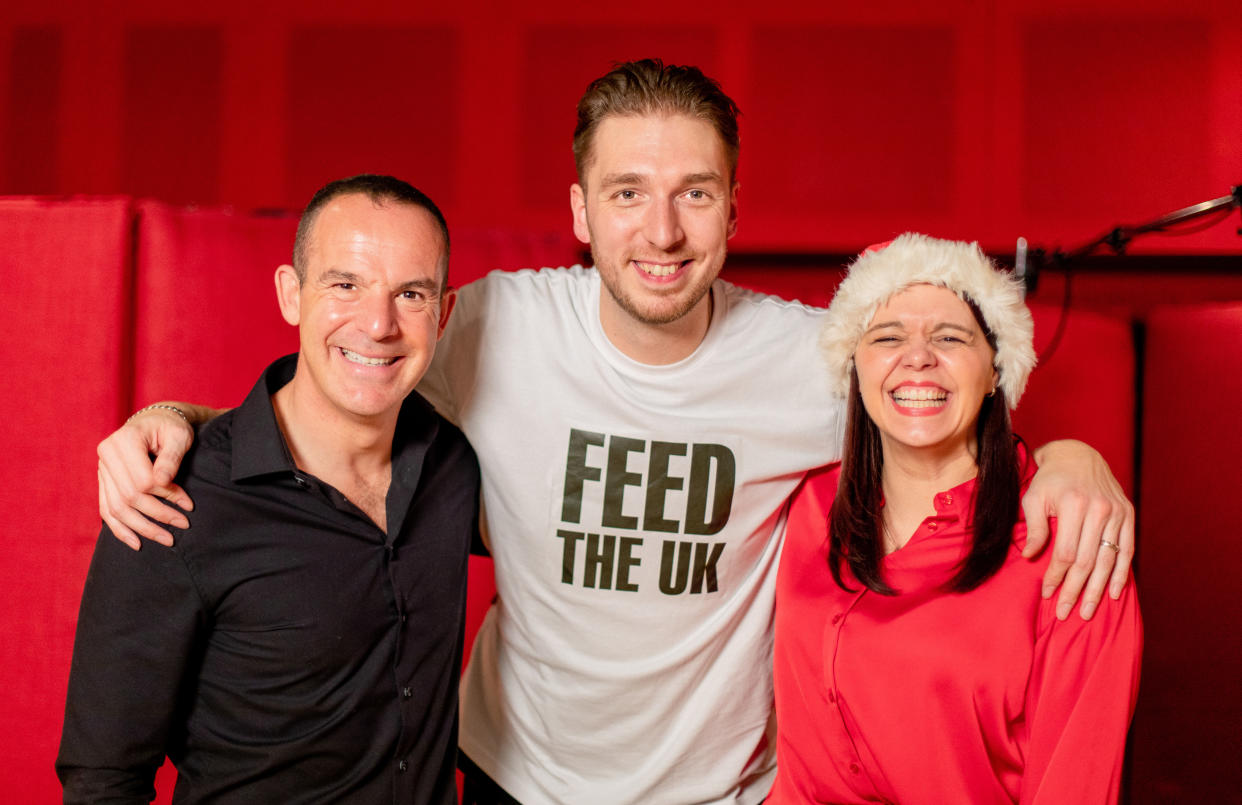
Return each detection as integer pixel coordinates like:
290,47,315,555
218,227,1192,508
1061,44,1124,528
597,170,727,189
864,321,977,335
319,269,362,285
598,172,646,189
319,270,441,294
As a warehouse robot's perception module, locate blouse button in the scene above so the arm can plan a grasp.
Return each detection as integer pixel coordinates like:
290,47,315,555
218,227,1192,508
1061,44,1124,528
831,614,842,625
828,690,836,704
926,521,938,532
849,762,861,775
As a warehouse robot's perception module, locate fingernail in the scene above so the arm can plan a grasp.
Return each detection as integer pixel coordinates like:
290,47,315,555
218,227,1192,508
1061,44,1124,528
1041,584,1056,599
1080,601,1097,619
175,517,189,529
1110,584,1122,599
1056,602,1071,620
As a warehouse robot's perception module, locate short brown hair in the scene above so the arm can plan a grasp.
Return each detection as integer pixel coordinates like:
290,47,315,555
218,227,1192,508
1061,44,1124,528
572,59,741,187
292,174,450,288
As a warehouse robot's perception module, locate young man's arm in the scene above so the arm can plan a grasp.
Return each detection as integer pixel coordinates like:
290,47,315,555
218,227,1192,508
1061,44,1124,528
57,525,204,802
1024,440,1135,620
99,409,1136,619
97,403,220,548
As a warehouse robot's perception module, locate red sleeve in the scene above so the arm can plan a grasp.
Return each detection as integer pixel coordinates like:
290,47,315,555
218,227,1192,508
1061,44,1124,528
1019,579,1143,804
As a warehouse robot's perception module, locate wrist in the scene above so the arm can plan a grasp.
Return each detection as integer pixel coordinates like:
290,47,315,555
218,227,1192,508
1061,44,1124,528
128,403,189,426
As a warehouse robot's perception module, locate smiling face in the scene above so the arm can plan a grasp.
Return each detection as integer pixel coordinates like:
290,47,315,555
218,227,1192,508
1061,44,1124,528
570,113,738,342
275,193,454,428
853,283,998,460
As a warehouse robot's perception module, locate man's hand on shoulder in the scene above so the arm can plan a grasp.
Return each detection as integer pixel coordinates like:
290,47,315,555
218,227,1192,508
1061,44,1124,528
1023,439,1135,621
98,402,218,550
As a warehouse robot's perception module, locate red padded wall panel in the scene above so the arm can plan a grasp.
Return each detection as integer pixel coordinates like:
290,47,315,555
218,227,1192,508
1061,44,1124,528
132,201,300,408
4,27,62,195
1021,20,1214,233
285,27,461,214
122,26,223,205
1015,303,1136,495
747,26,955,217
0,197,132,801
1129,303,1242,802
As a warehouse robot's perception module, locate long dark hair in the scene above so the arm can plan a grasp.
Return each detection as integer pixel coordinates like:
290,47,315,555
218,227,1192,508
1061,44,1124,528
827,300,1021,595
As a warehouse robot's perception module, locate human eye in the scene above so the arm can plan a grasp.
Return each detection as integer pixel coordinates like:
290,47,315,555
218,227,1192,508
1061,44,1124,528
615,188,640,202
686,189,707,200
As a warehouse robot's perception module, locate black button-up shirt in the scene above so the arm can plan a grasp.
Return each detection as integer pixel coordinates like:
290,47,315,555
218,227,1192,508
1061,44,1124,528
58,355,479,804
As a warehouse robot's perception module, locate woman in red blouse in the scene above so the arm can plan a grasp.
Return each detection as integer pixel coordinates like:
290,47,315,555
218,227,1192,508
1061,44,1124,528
771,233,1141,804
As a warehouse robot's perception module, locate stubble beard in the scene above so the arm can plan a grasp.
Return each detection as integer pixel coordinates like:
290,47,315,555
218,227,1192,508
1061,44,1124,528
594,251,721,327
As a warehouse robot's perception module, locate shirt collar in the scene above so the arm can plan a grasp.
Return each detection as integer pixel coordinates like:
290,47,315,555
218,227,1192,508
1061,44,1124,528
932,439,1037,526
230,353,440,485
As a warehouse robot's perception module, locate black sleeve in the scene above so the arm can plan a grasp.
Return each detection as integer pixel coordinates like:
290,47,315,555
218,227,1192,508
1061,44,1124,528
56,526,205,804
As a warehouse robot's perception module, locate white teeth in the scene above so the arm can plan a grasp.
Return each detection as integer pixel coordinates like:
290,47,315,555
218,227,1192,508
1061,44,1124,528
892,398,947,409
892,388,948,408
635,261,681,277
340,348,396,366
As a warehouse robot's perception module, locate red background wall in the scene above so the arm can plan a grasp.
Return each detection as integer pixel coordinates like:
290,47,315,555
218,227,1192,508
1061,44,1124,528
1,1,1240,803
1,0,1238,254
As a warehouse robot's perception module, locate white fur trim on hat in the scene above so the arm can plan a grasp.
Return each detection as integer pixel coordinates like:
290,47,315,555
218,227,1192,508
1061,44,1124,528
820,232,1036,408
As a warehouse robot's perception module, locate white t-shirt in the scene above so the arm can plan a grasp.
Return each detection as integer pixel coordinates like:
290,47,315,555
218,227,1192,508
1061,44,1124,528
418,266,842,804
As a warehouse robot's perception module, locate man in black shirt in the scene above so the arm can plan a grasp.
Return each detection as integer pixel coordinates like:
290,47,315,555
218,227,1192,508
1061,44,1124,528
57,175,479,804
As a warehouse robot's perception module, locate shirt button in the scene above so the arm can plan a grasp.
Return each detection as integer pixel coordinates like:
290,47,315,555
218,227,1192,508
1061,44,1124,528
398,760,408,773
402,687,412,699
831,614,842,625
294,476,308,487
400,613,408,623
927,521,938,532
943,493,952,505
849,762,861,775
827,690,836,704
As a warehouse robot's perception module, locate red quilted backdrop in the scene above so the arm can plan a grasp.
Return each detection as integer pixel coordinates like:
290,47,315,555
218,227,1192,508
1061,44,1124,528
1,0,1240,801
0,199,132,801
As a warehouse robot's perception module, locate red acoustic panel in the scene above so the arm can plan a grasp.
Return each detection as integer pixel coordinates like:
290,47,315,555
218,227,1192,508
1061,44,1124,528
1129,303,1242,802
746,26,956,217
132,201,300,408
285,26,461,212
1021,20,1213,227
1015,303,1136,496
0,197,132,802
449,226,584,286
520,26,721,212
122,26,223,204
2,27,62,195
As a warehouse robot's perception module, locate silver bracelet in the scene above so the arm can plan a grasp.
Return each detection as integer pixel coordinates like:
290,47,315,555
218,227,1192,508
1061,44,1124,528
128,404,190,425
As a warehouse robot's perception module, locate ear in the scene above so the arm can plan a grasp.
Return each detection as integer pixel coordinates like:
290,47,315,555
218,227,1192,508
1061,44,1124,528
274,264,302,326
726,181,740,240
570,183,591,246
436,287,457,340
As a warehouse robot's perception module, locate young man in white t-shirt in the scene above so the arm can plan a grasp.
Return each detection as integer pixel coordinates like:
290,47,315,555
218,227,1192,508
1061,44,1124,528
97,60,1134,805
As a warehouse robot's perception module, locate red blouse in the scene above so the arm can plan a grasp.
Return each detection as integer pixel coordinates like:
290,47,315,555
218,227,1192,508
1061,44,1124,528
770,457,1142,804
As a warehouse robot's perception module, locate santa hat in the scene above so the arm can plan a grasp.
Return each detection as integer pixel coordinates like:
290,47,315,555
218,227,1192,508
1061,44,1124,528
820,232,1036,407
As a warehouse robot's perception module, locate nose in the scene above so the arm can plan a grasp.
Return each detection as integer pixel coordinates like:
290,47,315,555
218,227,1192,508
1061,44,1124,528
361,290,400,341
644,197,685,251
901,336,936,370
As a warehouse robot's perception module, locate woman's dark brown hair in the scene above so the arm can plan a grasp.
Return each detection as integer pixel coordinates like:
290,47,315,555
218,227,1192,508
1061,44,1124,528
827,296,1021,595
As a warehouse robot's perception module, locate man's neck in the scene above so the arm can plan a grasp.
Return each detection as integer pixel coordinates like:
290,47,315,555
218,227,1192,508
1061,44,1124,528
271,373,397,529
599,289,714,366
